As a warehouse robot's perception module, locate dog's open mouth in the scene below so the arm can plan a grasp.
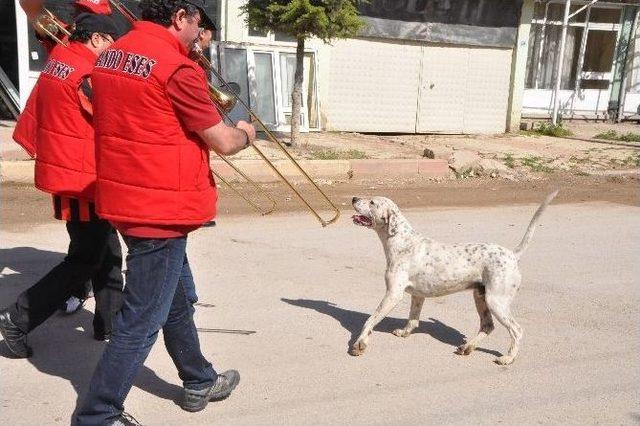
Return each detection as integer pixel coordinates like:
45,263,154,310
352,214,373,227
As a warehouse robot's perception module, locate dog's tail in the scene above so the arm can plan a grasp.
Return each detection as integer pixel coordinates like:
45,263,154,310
513,190,559,260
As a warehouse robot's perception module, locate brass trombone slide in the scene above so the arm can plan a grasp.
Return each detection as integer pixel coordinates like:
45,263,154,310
108,0,276,216
33,8,71,47
192,47,341,227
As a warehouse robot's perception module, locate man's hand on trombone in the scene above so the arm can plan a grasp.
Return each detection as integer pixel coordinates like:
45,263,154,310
197,119,256,157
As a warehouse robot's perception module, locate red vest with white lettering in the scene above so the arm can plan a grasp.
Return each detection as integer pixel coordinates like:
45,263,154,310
17,42,97,199
12,85,38,158
91,21,217,225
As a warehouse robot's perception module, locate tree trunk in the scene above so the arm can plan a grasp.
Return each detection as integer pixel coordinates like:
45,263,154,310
290,36,305,147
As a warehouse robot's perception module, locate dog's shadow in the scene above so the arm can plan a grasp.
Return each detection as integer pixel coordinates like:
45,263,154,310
281,298,502,357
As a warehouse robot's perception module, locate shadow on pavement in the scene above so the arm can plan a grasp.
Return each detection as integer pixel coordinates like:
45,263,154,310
0,247,65,300
281,298,502,357
0,247,182,414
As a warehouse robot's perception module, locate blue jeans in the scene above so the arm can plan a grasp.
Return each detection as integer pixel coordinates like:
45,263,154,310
75,236,217,425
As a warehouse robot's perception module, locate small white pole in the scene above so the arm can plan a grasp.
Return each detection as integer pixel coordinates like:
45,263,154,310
552,0,571,125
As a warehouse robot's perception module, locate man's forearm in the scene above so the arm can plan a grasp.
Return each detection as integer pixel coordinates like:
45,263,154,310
197,123,252,156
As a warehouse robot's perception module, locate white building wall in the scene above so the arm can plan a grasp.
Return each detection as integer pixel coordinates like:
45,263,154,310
324,38,422,133
222,0,514,134
464,47,513,133
324,38,512,133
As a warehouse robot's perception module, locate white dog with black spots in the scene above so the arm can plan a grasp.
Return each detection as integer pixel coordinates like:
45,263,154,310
350,191,558,365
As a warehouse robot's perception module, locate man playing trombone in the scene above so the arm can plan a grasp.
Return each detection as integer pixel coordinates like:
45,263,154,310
75,0,256,424
0,8,125,359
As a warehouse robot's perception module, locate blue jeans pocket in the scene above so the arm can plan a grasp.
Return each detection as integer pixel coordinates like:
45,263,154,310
123,237,168,255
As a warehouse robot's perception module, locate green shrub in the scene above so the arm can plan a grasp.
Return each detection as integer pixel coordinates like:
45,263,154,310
534,123,574,137
503,153,516,169
594,130,640,143
521,156,554,173
622,154,640,167
310,148,368,160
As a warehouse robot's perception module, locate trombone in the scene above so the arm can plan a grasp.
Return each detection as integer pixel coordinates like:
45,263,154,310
109,0,276,217
32,8,72,47
192,47,341,226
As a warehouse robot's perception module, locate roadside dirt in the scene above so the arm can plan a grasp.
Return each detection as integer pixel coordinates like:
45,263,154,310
2,173,637,232
226,122,640,179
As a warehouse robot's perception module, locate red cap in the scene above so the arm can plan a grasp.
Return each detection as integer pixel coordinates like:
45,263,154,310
75,0,112,15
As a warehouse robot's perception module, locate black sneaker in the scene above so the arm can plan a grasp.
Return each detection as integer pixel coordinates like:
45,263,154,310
93,331,111,342
108,412,141,426
0,310,32,358
181,370,240,412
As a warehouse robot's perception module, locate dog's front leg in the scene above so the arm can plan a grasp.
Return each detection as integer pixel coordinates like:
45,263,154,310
393,294,425,338
350,285,405,356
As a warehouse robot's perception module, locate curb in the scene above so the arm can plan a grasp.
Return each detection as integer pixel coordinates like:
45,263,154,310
1,159,451,185
0,161,34,184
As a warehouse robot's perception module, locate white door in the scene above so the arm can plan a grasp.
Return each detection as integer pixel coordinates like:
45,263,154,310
417,45,511,133
416,45,467,133
277,52,309,131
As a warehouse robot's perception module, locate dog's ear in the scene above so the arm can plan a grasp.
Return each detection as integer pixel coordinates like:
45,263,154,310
387,210,401,237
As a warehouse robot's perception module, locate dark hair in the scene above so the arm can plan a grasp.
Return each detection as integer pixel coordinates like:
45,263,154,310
69,28,93,43
139,0,200,27
69,29,113,44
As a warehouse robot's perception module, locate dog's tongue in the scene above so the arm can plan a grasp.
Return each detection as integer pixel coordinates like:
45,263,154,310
352,215,372,227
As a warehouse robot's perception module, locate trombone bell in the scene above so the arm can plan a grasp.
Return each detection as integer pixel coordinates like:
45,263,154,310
208,85,237,114
33,9,71,47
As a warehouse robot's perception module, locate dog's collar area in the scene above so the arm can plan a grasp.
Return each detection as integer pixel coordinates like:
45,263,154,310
352,214,373,227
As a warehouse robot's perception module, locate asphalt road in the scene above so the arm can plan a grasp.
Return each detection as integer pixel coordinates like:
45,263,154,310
1,199,639,425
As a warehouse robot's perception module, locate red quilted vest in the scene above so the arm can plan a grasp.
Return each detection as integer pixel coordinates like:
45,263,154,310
12,84,38,158
16,42,97,199
91,21,217,225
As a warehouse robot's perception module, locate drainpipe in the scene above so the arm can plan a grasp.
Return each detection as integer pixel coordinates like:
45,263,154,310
552,0,571,125
224,0,229,42
617,7,639,122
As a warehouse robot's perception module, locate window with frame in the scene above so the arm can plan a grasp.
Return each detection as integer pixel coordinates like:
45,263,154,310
524,3,622,91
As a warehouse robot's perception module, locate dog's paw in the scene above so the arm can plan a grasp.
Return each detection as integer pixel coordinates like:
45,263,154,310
349,340,367,356
455,344,475,356
494,355,515,365
392,328,411,338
